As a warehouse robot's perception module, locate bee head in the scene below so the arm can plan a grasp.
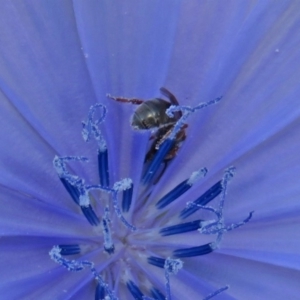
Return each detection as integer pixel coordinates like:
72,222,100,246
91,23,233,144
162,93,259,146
131,112,148,130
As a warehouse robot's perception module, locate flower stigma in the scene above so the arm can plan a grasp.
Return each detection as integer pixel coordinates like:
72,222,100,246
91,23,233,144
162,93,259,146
50,91,253,300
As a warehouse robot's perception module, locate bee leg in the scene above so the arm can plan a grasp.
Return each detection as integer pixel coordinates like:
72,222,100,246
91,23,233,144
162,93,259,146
165,145,180,160
106,94,144,105
160,87,179,105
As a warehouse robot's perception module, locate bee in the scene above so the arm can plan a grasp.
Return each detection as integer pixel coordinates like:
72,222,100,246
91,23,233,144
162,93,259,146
107,87,187,163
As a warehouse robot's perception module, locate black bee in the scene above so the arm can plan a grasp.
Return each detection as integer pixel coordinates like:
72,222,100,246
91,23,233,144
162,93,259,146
107,87,187,163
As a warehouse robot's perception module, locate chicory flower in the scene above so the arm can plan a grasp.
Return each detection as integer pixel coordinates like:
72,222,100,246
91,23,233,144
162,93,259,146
1,1,300,299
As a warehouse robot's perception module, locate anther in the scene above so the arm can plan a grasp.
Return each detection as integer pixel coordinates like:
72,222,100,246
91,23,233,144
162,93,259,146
82,104,109,186
159,220,203,236
59,177,80,204
57,244,80,256
112,180,136,231
95,282,105,300
101,207,114,254
150,288,165,300
98,149,109,187
126,280,144,300
80,206,99,226
156,168,207,209
53,156,86,205
147,256,166,269
179,181,222,219
121,179,134,213
142,139,175,185
173,243,214,258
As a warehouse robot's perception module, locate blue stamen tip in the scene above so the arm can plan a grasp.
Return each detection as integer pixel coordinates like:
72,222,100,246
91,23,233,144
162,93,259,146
150,287,165,300
122,183,134,213
95,282,105,300
59,177,80,205
159,220,202,236
142,139,175,185
126,280,144,300
180,181,222,219
98,149,110,187
58,244,80,256
156,168,206,209
156,179,191,209
81,205,100,226
173,243,214,258
147,256,166,269
102,207,115,254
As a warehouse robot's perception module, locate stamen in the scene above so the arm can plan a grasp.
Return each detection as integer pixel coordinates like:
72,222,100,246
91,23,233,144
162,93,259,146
101,206,114,254
53,156,100,226
95,282,105,300
126,280,144,300
90,267,118,300
50,245,92,271
202,285,229,300
49,246,118,300
179,181,222,219
59,177,80,204
82,103,107,151
147,256,165,269
113,179,136,231
121,179,134,213
78,193,100,226
156,168,207,209
150,288,165,300
82,104,109,187
173,243,214,258
142,139,175,185
53,156,86,204
98,149,110,187
175,167,253,261
164,258,183,300
57,244,80,256
53,156,89,189
50,100,254,300
159,220,202,236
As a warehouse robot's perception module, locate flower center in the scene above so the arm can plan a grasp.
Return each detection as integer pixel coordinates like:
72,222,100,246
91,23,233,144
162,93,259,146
49,93,253,300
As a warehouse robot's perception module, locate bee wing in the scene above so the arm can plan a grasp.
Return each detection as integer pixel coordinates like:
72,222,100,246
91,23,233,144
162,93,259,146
160,87,179,105
160,87,182,118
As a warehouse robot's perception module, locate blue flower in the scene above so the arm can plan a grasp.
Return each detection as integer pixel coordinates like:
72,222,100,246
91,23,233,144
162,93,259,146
1,1,300,299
